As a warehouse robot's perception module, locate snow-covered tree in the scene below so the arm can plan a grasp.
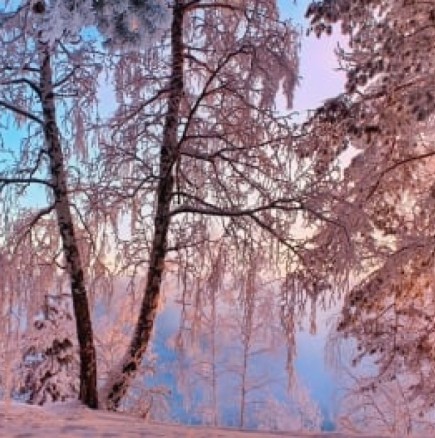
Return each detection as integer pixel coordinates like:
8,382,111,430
0,0,350,417
96,0,329,409
24,0,169,46
92,0,170,49
158,246,322,431
0,0,174,408
302,0,435,429
0,0,104,407
15,295,79,405
337,371,435,436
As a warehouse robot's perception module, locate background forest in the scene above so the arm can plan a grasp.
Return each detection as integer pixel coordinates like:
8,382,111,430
0,0,435,436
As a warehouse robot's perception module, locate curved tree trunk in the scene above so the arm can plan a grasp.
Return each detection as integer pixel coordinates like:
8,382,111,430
105,1,185,410
39,43,98,409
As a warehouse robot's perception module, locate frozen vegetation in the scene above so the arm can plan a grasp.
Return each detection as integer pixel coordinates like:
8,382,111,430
1,0,435,436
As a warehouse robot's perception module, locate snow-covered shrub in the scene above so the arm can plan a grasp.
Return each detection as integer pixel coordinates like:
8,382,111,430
15,295,79,405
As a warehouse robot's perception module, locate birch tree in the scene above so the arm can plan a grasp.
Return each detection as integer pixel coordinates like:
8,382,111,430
0,1,103,407
167,247,321,430
0,0,171,408
97,0,343,409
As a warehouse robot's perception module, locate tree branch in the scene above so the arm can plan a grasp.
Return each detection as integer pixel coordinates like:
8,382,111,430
0,77,41,97
0,99,43,124
0,176,52,190
367,149,435,200
170,194,300,217
13,204,56,251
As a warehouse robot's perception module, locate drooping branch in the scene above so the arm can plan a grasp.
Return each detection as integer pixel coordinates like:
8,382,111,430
0,78,41,97
0,99,43,124
12,204,56,251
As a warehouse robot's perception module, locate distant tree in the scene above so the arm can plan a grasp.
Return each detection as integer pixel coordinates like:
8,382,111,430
165,248,322,431
231,255,279,428
169,245,227,426
256,384,322,432
337,370,435,436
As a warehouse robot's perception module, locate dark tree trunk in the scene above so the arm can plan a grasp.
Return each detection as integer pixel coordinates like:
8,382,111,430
39,43,98,409
105,1,185,410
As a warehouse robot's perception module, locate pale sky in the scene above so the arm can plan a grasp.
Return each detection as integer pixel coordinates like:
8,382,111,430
277,1,347,424
278,0,346,113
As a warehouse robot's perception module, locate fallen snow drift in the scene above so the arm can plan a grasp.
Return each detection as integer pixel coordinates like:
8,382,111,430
0,402,393,437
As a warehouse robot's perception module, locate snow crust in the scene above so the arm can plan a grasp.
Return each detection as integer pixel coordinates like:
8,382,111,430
0,401,396,437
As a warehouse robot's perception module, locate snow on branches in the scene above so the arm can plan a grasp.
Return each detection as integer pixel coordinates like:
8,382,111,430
6,0,170,48
15,295,79,405
93,0,170,49
302,0,435,430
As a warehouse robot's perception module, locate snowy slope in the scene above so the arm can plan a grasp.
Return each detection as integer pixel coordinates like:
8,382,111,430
0,402,395,438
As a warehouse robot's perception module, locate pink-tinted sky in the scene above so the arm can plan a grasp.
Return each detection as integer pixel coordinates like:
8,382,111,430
278,0,347,113
276,2,348,423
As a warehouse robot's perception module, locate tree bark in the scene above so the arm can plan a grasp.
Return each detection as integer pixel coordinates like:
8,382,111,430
105,1,185,410
39,43,98,409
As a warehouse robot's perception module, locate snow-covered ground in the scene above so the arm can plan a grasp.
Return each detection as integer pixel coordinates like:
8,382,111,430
0,401,393,438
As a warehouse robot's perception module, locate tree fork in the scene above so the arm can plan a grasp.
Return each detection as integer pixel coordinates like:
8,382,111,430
105,0,185,410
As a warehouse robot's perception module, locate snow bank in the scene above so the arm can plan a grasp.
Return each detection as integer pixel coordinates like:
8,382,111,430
0,401,395,437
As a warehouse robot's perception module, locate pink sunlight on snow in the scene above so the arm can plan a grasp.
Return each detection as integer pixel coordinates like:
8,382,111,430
0,402,391,437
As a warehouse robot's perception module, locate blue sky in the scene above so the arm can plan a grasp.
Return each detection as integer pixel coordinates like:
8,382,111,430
279,0,346,112
279,0,309,22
